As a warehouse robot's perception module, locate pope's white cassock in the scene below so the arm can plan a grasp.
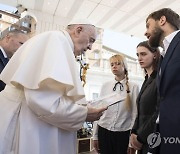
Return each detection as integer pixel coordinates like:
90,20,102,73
0,30,88,154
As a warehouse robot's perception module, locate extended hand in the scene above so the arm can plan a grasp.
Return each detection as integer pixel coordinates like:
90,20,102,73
86,106,107,122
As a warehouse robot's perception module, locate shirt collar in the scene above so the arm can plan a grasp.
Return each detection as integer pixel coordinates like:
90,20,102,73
114,78,126,84
62,30,74,53
0,46,8,58
162,30,180,56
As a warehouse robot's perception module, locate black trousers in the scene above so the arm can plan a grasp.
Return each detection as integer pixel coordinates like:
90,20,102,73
98,125,130,154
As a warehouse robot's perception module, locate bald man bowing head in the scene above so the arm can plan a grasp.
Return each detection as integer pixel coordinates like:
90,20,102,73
0,19,106,154
0,29,28,91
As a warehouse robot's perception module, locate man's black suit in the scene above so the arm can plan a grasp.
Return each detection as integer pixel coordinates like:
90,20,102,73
0,49,9,91
157,31,180,154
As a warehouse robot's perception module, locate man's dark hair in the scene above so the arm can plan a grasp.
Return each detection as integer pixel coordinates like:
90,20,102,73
146,8,180,30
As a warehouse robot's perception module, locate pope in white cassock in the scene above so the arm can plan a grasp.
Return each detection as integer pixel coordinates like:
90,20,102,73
0,19,106,154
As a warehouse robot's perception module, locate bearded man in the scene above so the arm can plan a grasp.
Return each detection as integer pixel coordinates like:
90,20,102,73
145,8,180,154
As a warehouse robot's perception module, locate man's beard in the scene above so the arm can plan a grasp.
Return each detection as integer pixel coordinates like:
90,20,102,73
148,26,163,48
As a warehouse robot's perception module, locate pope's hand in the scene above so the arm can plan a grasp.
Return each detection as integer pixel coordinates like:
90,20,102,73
86,106,107,122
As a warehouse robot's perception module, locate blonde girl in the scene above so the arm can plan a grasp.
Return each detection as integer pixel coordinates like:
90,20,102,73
93,54,139,154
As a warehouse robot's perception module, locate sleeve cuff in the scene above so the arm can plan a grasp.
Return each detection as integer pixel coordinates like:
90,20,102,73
131,129,136,134
137,135,143,144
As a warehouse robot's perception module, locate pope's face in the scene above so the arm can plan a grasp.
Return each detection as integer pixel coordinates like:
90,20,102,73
145,18,164,48
74,25,97,56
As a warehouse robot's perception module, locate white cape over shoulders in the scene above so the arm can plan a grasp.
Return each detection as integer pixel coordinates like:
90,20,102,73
0,31,87,154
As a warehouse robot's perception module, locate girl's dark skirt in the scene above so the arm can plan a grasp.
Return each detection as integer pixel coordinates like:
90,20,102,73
98,125,130,154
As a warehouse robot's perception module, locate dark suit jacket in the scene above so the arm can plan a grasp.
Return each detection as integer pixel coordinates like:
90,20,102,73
157,31,180,154
0,49,9,91
132,71,159,154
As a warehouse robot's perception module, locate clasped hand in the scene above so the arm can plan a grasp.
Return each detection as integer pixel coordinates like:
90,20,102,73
129,134,142,150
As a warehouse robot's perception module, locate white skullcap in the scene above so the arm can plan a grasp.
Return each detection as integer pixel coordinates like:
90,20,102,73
68,18,94,26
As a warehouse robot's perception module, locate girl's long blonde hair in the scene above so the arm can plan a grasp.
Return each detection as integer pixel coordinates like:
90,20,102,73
110,54,131,111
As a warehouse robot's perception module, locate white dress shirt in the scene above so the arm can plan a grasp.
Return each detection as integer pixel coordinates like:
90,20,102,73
0,46,8,58
93,78,139,140
162,30,180,57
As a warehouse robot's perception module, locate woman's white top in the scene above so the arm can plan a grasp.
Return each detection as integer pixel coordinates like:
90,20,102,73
93,79,139,140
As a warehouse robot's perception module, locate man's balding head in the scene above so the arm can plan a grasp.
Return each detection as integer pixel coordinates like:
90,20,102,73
0,29,29,58
66,19,97,56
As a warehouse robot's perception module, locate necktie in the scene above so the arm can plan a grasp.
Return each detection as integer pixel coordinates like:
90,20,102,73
113,82,124,91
